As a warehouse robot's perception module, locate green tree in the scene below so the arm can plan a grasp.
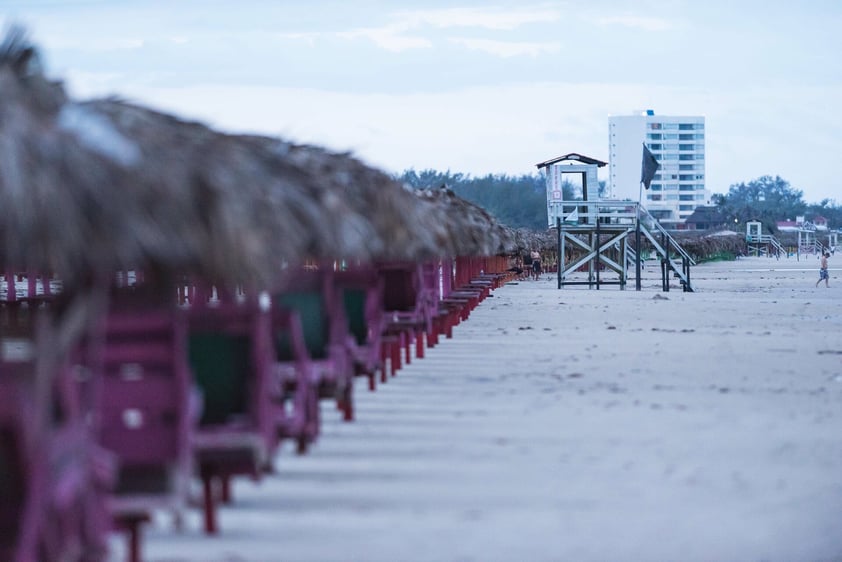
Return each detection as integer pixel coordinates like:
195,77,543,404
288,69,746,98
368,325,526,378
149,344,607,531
806,199,842,229
397,169,564,231
714,175,806,233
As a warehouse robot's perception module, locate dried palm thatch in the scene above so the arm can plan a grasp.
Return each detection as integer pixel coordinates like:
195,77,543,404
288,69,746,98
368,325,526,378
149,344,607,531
413,186,516,256
671,231,746,262
265,140,453,262
0,28,451,291
510,227,556,254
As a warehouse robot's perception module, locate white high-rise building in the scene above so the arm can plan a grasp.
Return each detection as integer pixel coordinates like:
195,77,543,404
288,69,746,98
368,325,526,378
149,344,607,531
608,110,707,228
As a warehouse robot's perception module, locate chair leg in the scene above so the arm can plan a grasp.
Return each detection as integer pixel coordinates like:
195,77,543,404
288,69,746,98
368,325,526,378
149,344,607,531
380,342,389,383
202,473,218,535
116,513,150,562
416,329,425,359
342,386,354,422
297,435,309,455
220,475,232,504
390,341,401,376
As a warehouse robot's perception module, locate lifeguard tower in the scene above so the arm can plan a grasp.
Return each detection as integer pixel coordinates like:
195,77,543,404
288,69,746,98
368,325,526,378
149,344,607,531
536,153,694,292
826,231,838,253
797,224,821,258
745,220,785,258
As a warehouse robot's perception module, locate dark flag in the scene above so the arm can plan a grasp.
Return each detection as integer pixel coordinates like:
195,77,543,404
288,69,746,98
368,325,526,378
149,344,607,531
640,143,659,189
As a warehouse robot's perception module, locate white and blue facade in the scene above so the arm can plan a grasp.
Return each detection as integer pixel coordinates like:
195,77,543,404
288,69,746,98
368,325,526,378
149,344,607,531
608,110,707,228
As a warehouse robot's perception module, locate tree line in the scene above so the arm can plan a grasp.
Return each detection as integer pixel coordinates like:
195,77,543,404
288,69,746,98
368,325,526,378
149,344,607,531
398,169,840,234
711,175,841,233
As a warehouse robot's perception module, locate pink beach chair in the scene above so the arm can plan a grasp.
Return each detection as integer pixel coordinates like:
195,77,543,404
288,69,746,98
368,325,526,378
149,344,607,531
1,321,113,562
378,262,436,373
94,298,196,562
272,269,356,422
187,300,276,535
270,307,320,454
334,267,386,390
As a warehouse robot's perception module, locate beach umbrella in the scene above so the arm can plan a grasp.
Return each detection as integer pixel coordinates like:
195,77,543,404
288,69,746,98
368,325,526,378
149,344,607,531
414,186,516,256
261,139,453,262
0,29,454,291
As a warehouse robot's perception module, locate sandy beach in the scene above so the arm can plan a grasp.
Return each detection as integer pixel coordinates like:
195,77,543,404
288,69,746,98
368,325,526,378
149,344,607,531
113,256,842,562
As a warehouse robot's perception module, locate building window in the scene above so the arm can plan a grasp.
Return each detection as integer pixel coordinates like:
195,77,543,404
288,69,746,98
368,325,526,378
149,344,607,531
648,133,662,140
649,123,662,129
679,154,695,160
679,144,695,151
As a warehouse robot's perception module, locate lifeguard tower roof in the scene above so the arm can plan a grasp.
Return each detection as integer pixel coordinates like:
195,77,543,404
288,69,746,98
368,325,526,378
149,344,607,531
535,153,607,170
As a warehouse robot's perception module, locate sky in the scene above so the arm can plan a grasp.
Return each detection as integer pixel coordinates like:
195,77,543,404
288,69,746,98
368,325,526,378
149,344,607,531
2,0,841,203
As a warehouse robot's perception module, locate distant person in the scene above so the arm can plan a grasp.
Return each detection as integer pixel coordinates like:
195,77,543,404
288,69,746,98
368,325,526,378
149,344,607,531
816,252,830,288
530,250,542,281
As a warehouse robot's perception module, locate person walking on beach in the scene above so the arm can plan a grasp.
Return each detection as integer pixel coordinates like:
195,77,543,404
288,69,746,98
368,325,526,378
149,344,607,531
816,252,830,287
530,250,542,281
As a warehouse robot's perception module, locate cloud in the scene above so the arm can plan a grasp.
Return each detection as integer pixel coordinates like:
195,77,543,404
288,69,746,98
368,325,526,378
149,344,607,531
332,5,561,53
591,15,674,31
41,36,146,52
337,24,432,52
449,37,561,58
396,6,563,30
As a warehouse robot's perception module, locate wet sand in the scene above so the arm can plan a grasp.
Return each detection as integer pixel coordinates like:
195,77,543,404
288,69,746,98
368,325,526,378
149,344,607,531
116,256,842,562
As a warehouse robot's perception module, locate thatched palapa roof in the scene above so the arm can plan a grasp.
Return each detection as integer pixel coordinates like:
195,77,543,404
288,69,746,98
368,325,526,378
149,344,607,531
0,28,460,290
413,185,516,256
